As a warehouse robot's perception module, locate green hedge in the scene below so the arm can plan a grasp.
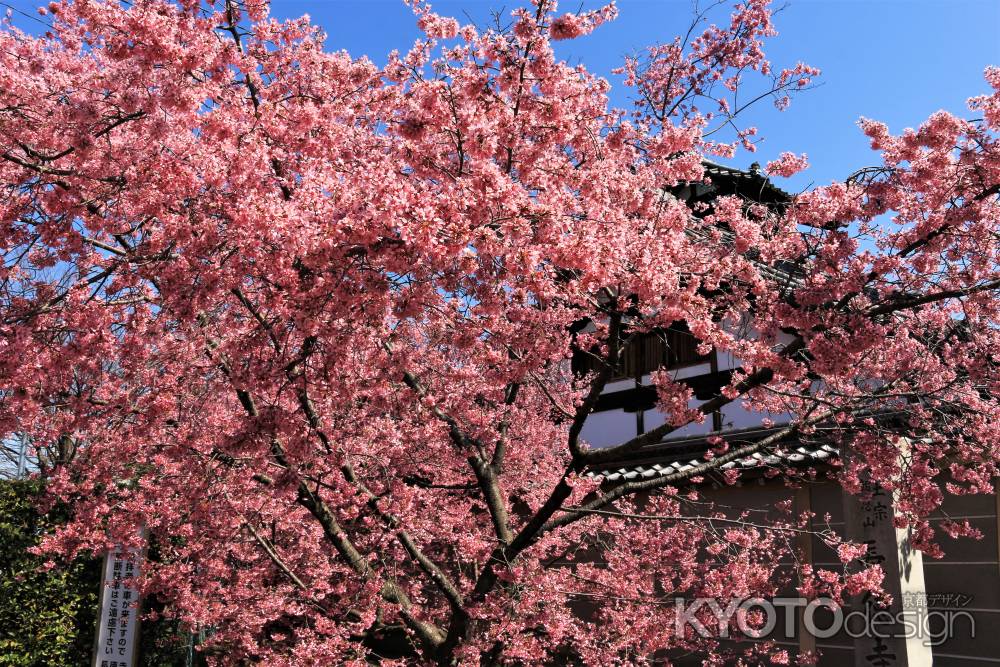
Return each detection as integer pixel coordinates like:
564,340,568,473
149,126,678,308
0,479,100,666
0,480,192,666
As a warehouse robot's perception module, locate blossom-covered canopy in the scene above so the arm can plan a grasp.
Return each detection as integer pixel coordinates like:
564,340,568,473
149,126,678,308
1,0,997,663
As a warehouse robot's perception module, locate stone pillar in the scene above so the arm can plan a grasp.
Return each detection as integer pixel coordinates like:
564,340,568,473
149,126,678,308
841,442,932,667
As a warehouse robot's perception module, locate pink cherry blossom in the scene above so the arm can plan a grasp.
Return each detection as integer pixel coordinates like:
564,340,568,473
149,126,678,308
0,0,996,664
766,151,809,177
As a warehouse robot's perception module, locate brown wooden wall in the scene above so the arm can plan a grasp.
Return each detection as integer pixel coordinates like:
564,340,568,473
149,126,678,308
663,478,999,665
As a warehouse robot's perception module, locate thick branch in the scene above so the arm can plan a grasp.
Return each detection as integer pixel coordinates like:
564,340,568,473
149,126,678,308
206,328,446,649
342,464,466,611
244,521,309,591
398,366,514,546
868,279,1000,317
567,310,623,459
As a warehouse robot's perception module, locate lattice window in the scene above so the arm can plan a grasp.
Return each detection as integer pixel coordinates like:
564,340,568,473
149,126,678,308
573,326,709,381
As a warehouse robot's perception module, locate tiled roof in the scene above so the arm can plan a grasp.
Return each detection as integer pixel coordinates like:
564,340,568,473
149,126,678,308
700,160,792,202
679,161,805,291
684,224,806,291
584,427,839,483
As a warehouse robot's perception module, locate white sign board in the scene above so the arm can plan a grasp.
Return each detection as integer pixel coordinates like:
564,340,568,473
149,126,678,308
92,545,143,667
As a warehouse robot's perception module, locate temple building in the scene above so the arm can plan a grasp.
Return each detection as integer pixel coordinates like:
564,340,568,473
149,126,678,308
574,163,999,667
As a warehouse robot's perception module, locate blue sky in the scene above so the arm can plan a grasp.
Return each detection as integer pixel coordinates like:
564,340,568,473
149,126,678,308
5,0,999,191
269,0,1000,192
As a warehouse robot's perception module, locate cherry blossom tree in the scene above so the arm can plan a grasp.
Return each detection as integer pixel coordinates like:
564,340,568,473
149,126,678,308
0,0,998,663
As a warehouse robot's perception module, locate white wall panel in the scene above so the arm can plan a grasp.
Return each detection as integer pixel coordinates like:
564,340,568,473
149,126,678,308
580,408,636,449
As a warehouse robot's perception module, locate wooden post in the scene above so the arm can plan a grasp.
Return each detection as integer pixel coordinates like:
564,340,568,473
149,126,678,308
794,484,817,657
